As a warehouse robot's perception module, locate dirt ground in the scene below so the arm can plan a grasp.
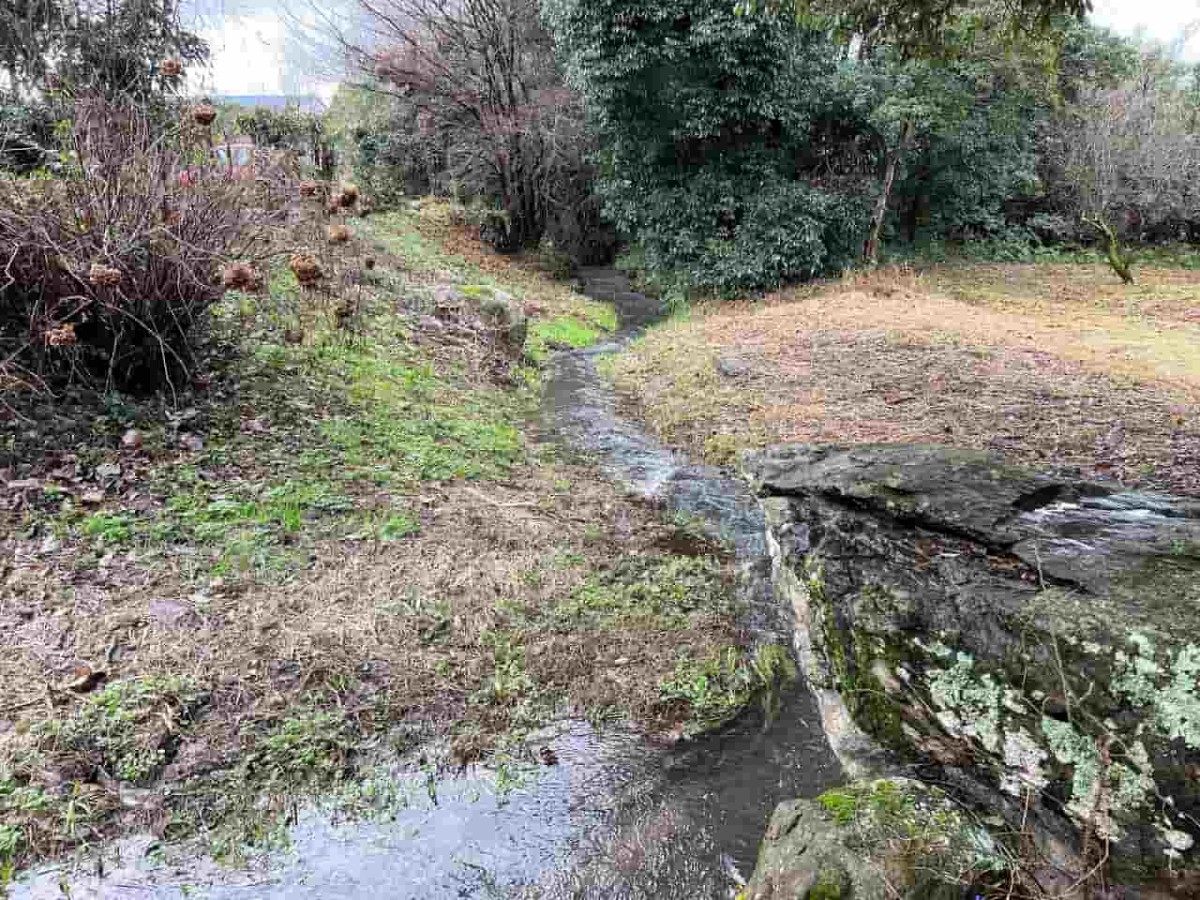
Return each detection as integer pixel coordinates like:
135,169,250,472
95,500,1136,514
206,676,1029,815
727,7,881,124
0,206,747,872
608,264,1200,497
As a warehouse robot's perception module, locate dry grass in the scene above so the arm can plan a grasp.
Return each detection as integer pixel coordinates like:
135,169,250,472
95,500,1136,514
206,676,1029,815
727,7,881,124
0,462,732,738
0,208,735,869
609,263,1200,496
392,201,617,328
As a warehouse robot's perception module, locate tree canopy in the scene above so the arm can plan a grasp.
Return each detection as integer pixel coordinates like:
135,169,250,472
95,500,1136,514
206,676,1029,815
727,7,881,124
0,0,205,99
735,0,1092,55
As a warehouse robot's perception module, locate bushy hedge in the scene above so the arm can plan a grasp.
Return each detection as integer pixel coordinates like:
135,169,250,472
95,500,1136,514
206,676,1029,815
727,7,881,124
545,0,871,290
606,158,865,291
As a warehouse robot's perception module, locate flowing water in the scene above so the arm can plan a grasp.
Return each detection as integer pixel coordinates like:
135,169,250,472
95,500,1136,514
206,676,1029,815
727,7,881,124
11,270,840,900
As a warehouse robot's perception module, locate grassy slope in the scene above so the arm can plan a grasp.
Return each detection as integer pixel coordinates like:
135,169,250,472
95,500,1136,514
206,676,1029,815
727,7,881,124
607,263,1200,497
0,203,771,875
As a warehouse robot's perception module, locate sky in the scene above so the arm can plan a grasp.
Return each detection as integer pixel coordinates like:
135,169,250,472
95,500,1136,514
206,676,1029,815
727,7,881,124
183,0,345,99
1092,0,1200,55
185,0,1200,99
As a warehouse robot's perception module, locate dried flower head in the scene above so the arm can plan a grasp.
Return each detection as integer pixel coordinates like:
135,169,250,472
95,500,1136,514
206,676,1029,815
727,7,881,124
327,224,351,244
221,262,263,291
289,254,323,287
192,103,218,126
44,323,78,347
88,263,122,287
299,179,320,198
338,184,360,208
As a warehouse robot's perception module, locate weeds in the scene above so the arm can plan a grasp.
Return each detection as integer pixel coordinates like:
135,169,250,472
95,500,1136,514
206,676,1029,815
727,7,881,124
815,779,1010,896
659,644,796,735
477,635,537,707
37,677,202,786
241,709,356,790
552,555,734,630
82,512,134,545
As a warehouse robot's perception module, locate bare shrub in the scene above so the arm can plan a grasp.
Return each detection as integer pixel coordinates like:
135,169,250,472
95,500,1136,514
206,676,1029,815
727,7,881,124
332,0,604,258
0,99,289,396
1042,46,1200,281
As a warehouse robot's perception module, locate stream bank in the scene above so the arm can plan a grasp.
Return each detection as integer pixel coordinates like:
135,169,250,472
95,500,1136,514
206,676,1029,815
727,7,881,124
558,270,1200,897
10,267,843,899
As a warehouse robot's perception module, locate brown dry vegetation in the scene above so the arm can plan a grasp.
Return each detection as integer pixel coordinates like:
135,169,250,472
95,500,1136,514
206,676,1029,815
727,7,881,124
608,264,1200,496
0,203,737,870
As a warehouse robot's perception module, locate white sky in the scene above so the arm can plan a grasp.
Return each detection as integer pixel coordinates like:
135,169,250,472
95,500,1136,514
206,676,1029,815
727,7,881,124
1091,0,1200,55
185,0,342,99
186,0,1200,98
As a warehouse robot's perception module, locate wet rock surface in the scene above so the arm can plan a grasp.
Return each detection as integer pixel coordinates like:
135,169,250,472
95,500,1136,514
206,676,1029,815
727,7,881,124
746,443,1200,890
746,778,985,900
747,797,888,900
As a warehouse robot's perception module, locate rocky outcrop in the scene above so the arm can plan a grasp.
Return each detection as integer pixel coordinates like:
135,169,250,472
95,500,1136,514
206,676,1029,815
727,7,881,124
746,779,987,900
744,444,1200,890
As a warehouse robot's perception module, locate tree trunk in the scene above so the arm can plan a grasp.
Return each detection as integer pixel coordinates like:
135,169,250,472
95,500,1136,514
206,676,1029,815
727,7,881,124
863,120,914,266
1084,212,1135,285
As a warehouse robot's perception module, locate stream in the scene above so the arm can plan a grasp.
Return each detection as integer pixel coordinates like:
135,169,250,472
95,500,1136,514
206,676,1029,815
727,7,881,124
11,270,840,900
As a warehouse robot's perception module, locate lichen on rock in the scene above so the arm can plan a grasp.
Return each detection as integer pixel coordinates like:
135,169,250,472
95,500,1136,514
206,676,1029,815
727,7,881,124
746,443,1200,887
1115,633,1200,749
746,779,1000,900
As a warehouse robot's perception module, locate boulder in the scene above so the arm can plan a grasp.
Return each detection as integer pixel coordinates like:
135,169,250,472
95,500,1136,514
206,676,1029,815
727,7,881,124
459,284,528,351
745,444,1200,887
747,779,987,900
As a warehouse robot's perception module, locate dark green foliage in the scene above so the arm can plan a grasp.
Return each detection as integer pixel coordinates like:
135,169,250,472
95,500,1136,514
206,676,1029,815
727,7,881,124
887,58,1043,243
0,96,58,173
1,0,206,100
737,0,1091,57
327,86,439,205
546,0,870,290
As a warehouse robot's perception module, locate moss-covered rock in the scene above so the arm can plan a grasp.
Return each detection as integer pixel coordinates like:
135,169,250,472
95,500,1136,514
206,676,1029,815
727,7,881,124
746,779,992,899
459,284,528,350
746,444,1200,886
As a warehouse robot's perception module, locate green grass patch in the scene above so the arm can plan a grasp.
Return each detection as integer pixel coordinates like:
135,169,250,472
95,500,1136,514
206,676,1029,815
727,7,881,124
526,317,607,362
551,555,733,631
659,644,796,735
241,709,356,790
358,210,467,276
308,319,528,487
82,512,134,545
36,677,203,786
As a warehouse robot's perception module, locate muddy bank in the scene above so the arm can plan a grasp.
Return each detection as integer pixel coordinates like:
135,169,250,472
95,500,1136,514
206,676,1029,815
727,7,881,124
14,709,836,899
